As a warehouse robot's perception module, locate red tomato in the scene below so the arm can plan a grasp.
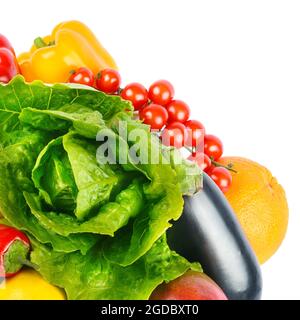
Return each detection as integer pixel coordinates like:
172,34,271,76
95,68,121,94
69,67,95,87
150,271,228,300
188,152,212,172
0,34,15,55
139,103,168,130
166,100,190,123
0,48,19,83
205,163,215,176
210,167,232,193
121,83,148,110
204,134,223,160
161,122,187,148
185,120,205,148
148,80,174,106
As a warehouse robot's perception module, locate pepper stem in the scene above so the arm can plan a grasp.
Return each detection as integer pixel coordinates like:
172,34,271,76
34,37,48,49
3,240,30,275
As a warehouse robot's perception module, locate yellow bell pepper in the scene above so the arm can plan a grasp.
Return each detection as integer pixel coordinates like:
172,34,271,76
0,269,65,300
18,21,118,83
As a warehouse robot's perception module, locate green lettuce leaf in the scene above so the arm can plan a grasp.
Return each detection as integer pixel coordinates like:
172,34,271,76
19,104,106,139
0,76,132,136
101,121,201,266
167,147,203,196
31,136,78,213
24,179,144,237
31,235,201,300
33,133,128,220
0,155,97,254
63,133,125,220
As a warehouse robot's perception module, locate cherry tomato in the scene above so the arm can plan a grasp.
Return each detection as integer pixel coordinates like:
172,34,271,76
95,68,121,94
204,134,223,160
210,167,232,193
0,34,15,55
139,103,168,130
148,80,174,106
185,120,205,148
150,271,228,300
188,152,212,172
121,83,148,110
69,67,95,87
0,48,19,83
205,163,215,176
161,122,187,148
166,99,190,123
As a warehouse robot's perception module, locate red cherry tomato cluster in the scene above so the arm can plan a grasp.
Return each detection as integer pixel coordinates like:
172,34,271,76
69,67,233,193
0,34,19,83
69,67,121,94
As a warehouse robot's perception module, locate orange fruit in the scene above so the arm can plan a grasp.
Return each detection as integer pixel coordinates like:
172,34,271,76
218,157,288,264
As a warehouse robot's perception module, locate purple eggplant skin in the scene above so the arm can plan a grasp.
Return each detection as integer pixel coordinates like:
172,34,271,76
167,173,262,300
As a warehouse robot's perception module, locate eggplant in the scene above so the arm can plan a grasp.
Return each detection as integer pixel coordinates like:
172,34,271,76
167,172,262,300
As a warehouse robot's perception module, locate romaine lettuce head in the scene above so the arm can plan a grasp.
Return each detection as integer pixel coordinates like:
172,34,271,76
0,76,202,299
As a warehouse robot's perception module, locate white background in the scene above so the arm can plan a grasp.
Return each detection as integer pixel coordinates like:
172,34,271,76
1,0,300,299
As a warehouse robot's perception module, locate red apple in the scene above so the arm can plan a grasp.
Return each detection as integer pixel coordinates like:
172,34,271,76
150,271,228,300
